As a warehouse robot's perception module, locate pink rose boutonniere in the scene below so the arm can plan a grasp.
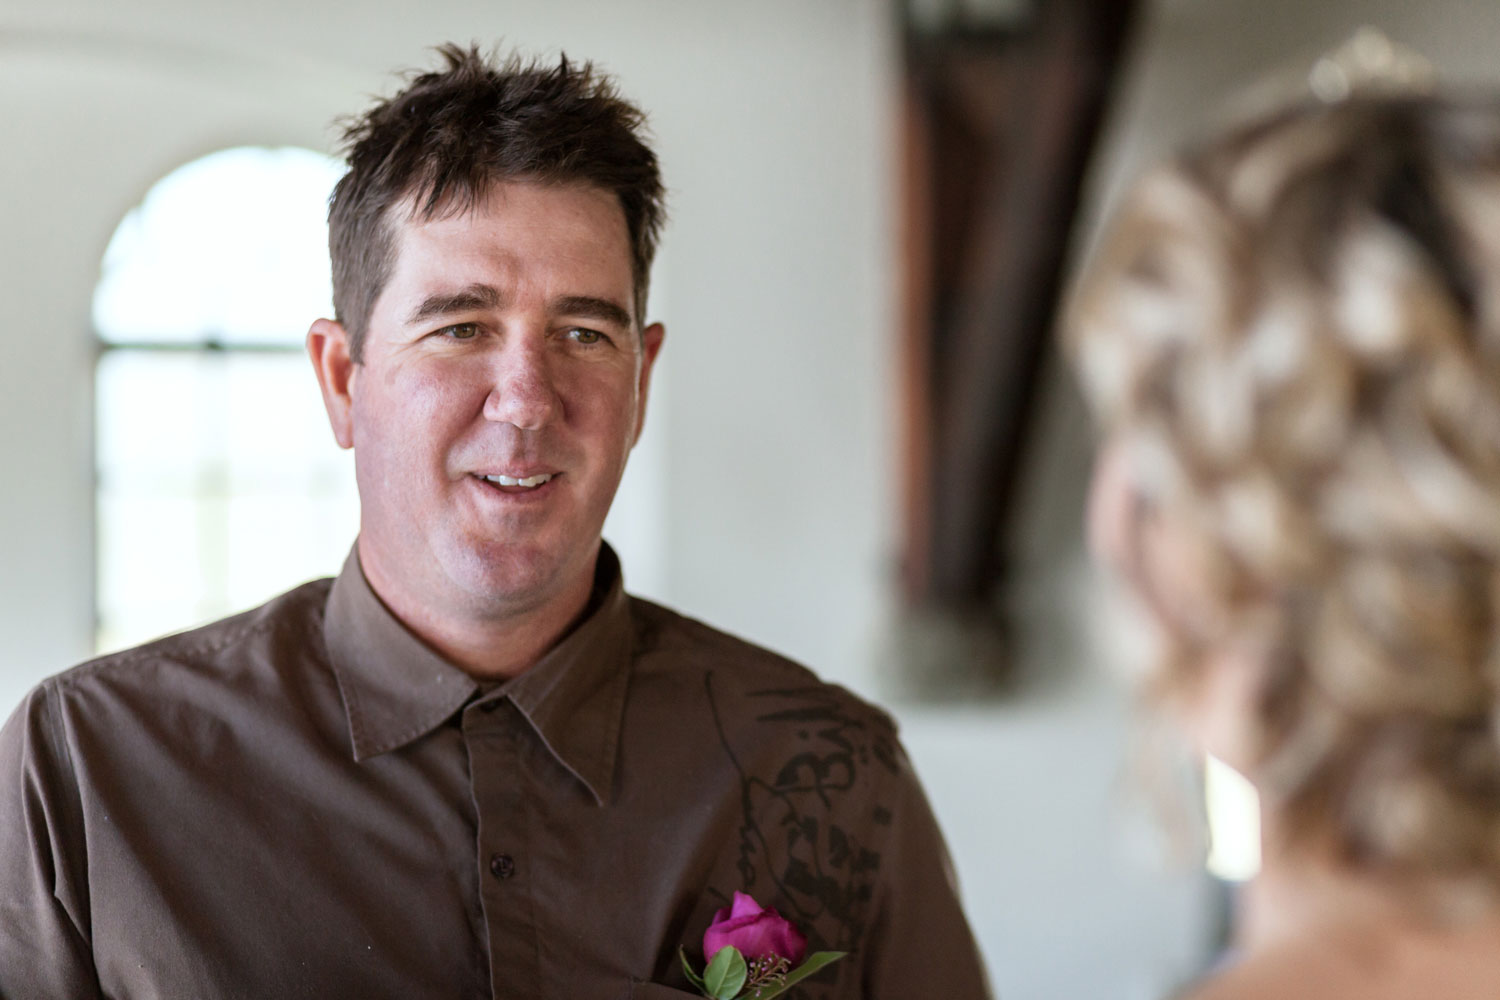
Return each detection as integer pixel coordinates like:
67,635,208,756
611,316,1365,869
679,892,846,999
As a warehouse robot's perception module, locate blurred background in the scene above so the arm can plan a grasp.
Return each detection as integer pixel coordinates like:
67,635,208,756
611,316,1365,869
5,1,1500,997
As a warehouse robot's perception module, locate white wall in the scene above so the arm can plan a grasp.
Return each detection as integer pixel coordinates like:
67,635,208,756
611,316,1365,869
7,1,1500,998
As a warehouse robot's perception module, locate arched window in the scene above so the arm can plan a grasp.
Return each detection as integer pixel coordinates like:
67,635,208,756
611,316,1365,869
93,147,359,653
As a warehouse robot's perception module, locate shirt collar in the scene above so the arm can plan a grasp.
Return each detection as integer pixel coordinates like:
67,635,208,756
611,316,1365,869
322,543,633,805
323,546,478,762
496,544,633,806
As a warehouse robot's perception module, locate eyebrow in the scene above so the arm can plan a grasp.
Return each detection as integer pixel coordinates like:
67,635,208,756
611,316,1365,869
553,295,633,330
404,286,634,330
406,284,503,325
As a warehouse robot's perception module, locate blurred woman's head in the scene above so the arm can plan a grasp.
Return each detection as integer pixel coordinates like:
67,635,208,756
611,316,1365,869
1068,92,1500,895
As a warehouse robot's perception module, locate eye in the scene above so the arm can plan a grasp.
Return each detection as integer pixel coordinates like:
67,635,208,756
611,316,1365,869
440,323,480,340
569,328,607,346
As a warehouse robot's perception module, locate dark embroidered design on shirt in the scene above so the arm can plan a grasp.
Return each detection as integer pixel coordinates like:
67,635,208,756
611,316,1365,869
705,673,897,955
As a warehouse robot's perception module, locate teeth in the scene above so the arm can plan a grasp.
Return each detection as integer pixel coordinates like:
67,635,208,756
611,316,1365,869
484,473,553,488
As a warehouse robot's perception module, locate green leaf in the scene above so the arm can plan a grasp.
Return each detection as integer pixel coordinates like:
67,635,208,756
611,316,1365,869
747,951,848,999
679,947,707,993
703,945,749,999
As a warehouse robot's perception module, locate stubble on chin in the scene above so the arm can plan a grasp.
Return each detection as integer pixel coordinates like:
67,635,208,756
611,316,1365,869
433,530,588,619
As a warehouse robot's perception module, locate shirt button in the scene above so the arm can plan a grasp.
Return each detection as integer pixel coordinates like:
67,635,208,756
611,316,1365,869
479,699,500,713
489,853,515,880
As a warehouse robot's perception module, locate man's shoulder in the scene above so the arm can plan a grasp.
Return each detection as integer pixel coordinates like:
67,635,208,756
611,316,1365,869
45,578,334,700
625,593,898,736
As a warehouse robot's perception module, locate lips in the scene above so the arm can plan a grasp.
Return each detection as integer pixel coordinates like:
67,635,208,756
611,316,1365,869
482,472,553,488
469,470,561,496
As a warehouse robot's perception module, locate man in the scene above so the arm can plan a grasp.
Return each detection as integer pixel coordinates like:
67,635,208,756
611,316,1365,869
0,46,990,998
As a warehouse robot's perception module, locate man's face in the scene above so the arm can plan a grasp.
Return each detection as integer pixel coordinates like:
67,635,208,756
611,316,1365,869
326,180,663,622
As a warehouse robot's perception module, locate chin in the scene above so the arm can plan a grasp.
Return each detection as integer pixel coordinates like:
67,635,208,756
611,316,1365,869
442,539,585,612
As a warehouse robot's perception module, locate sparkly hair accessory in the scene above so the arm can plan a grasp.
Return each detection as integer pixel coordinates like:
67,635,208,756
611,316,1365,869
1308,27,1436,102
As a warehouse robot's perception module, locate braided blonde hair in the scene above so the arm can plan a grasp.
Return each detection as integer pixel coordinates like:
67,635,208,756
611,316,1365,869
1069,93,1500,883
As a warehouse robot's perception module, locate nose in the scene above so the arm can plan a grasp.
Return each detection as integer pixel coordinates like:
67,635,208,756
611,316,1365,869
482,341,561,430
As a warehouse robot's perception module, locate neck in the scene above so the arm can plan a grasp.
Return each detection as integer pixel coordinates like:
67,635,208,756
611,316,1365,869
1217,822,1500,1000
358,543,598,681
1236,814,1492,956
1238,840,1401,954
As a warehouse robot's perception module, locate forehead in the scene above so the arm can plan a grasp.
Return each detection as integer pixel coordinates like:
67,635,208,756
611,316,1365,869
379,180,634,313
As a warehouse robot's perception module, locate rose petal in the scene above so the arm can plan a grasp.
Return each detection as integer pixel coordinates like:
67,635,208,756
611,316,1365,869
702,902,808,965
728,892,763,920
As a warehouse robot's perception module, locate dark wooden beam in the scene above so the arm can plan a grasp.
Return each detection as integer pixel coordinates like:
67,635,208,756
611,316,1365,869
900,0,1138,617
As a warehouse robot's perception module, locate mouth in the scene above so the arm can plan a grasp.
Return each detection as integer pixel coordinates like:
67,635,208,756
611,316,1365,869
470,472,560,496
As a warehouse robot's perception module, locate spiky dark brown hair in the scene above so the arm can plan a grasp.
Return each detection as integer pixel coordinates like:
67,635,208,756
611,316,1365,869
328,44,666,360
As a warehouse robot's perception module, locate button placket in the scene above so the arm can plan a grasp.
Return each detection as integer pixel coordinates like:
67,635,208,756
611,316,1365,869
464,701,540,996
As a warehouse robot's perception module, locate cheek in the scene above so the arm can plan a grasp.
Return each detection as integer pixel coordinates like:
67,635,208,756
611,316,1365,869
353,363,481,459
389,359,475,411
1086,448,1136,572
1176,645,1265,770
564,368,640,436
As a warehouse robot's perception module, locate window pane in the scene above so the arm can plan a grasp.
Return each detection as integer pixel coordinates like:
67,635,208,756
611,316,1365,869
93,147,343,348
95,350,359,653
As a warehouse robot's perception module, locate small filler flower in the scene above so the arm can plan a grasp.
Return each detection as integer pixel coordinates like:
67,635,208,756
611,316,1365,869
679,892,846,999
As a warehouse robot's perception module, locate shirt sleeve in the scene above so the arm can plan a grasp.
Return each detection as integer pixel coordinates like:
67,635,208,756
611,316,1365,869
0,683,104,998
861,746,992,1000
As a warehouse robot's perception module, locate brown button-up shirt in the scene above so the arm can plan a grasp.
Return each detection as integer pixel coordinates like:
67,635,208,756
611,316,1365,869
0,545,990,999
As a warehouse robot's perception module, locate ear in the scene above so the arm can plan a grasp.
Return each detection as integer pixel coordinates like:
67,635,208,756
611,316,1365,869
632,322,666,446
307,318,357,449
